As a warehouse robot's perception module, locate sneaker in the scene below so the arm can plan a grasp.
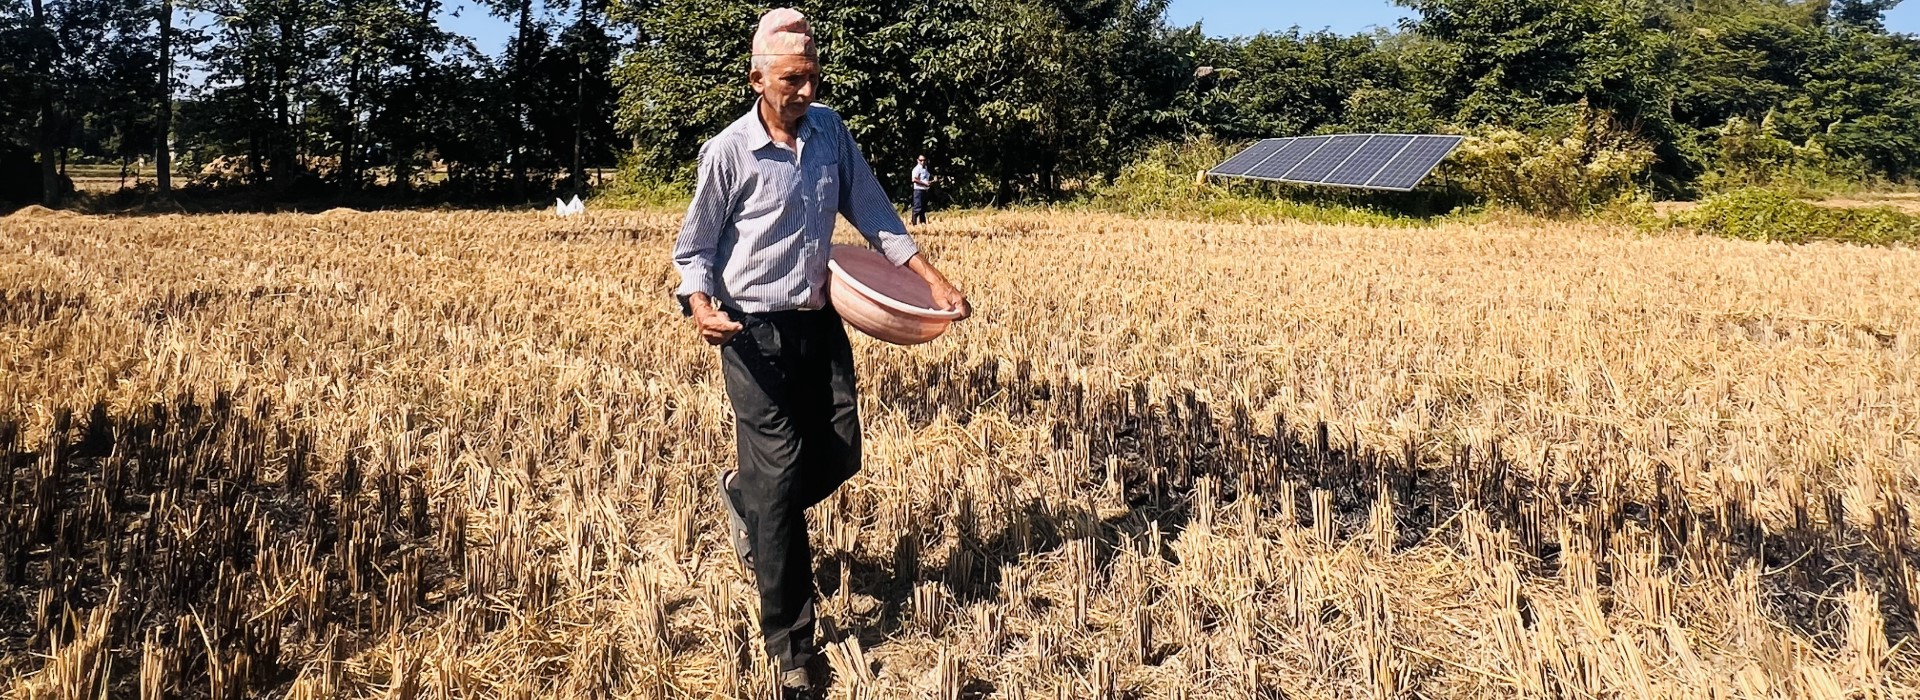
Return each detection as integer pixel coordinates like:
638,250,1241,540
718,469,753,575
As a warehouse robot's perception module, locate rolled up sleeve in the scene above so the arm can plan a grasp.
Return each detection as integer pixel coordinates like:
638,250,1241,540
672,144,735,305
835,120,919,266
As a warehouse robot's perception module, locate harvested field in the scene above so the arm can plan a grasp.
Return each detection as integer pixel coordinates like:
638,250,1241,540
1816,193,1920,214
1656,191,1920,217
2,208,1918,698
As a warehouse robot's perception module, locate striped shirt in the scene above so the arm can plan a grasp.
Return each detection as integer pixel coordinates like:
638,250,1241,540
672,102,920,314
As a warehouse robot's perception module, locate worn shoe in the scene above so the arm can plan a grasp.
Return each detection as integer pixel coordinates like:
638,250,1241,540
779,666,819,699
717,469,753,576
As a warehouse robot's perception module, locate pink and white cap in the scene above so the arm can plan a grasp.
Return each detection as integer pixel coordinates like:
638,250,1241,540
752,8,816,59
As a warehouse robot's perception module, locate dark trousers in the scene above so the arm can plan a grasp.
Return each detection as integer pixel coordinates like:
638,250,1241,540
719,308,861,672
910,189,929,225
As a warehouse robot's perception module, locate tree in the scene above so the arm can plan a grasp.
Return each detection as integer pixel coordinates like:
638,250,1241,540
1197,31,1410,140
1662,0,1920,184
68,0,163,180
155,0,173,194
1831,0,1902,29
1,0,165,204
31,0,61,204
610,0,1192,204
610,0,757,173
191,0,332,187
1785,28,1920,176
552,8,618,191
1396,0,1678,127
1,3,45,205
1395,0,1687,185
10,0,1917,209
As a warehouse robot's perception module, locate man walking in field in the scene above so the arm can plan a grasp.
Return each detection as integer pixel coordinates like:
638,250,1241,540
910,154,933,225
670,8,970,696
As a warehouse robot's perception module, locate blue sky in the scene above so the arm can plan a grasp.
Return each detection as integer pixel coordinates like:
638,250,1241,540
438,2,1419,56
437,0,1920,58
1165,1,1412,36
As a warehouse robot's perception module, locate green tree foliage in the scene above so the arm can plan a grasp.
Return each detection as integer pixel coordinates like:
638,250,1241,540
1188,31,1423,140
1665,0,1920,193
477,0,622,195
1398,0,1677,127
611,0,1196,203
0,0,161,204
1787,28,1920,177
1832,0,1902,29
0,0,621,205
1395,0,1690,190
6,0,1920,210
174,0,619,196
610,0,756,176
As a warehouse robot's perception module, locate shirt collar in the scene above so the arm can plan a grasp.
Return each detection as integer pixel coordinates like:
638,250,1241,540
744,99,816,152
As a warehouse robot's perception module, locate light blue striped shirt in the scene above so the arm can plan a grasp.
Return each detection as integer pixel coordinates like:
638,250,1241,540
672,102,920,314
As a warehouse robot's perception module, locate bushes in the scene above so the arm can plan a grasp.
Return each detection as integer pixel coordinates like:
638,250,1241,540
595,156,694,208
1085,137,1433,226
1679,188,1920,245
1695,115,1873,196
1091,123,1665,222
1086,137,1232,211
1092,117,1658,222
1436,111,1655,216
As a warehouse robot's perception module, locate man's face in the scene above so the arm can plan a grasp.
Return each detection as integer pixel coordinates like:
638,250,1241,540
750,54,820,127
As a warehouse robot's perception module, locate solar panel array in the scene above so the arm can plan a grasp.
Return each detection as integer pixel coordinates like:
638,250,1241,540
1207,134,1463,191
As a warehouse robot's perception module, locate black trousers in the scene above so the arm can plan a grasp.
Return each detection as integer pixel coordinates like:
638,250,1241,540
911,189,929,225
719,308,861,672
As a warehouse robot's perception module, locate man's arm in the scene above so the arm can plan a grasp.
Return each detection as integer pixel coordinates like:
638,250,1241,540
673,144,747,343
836,124,971,318
835,127,919,266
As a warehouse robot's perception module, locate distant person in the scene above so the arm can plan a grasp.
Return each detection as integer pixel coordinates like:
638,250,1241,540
910,155,933,225
669,8,971,697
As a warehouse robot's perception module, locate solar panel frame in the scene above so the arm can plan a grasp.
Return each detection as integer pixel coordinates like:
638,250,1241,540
1243,136,1331,180
1364,135,1463,191
1207,138,1293,177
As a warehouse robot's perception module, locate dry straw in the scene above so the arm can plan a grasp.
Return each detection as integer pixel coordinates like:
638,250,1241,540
2,208,1918,697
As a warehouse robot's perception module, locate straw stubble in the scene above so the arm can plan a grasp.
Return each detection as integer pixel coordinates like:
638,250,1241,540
1,208,1917,697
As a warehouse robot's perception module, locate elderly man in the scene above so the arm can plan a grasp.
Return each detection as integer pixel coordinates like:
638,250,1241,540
670,7,970,695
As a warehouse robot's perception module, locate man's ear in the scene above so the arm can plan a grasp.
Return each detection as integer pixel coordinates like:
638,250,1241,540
747,68,766,94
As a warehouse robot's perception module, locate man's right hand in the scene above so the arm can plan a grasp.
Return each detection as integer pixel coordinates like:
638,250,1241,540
690,294,745,345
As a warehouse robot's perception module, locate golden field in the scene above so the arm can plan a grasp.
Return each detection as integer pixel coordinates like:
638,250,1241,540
2,205,1917,699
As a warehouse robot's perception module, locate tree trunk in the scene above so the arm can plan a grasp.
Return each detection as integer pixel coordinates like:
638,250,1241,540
572,54,585,191
31,0,61,207
511,0,532,200
156,0,173,195
272,8,296,188
343,26,362,193
396,0,435,197
571,5,589,190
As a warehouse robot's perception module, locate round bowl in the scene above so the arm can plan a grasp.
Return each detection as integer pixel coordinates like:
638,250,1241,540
828,245,964,345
